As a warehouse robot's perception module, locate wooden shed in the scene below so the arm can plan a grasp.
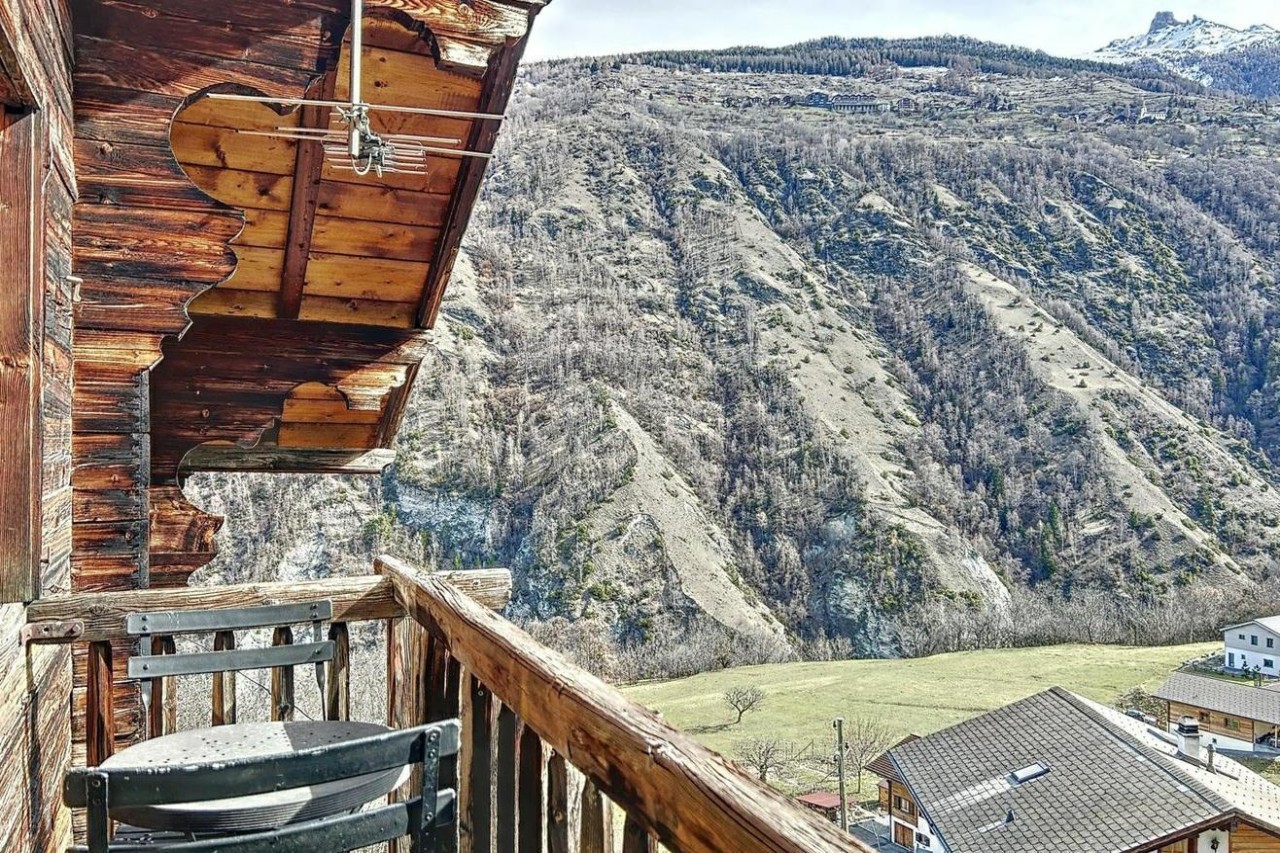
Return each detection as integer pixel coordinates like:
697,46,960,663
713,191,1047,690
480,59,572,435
0,1,870,850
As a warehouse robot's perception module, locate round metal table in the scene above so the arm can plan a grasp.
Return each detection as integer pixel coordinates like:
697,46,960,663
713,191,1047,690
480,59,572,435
101,720,410,834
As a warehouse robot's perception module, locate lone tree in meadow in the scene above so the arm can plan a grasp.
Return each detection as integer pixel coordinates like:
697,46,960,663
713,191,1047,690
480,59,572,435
733,737,789,783
723,685,766,724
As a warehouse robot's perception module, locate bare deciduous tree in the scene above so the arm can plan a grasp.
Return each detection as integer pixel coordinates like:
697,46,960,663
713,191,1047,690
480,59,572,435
733,737,788,783
723,685,766,724
842,717,898,792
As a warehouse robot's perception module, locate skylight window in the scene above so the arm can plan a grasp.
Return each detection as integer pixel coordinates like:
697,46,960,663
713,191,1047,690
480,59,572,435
1010,762,1051,784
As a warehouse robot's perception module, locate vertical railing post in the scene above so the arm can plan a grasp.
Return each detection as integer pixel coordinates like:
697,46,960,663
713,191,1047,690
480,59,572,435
461,673,493,853
212,630,236,726
148,635,177,738
270,625,294,721
434,645,463,853
621,815,656,853
496,704,518,853
580,778,615,853
388,613,432,853
86,641,115,766
517,723,543,853
326,622,350,721
546,751,569,853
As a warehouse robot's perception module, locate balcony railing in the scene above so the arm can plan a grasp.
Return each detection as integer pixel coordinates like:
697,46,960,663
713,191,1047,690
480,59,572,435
27,555,869,852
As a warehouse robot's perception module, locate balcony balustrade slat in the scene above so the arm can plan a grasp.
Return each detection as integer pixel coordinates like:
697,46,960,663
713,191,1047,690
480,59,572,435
211,630,236,726
325,622,349,721
376,555,870,853
147,635,177,738
462,674,494,853
546,751,570,853
86,640,114,766
496,703,518,853
435,645,463,853
517,723,542,853
622,815,657,853
270,625,294,722
580,778,614,853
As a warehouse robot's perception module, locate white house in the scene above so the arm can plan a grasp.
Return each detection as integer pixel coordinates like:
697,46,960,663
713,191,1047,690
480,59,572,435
1223,616,1280,674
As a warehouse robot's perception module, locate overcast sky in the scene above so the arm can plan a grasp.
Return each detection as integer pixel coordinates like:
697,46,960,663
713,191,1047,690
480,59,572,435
524,2,1280,61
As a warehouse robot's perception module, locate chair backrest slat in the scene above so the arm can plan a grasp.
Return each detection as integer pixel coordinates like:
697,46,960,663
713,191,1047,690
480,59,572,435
127,641,333,680
65,721,461,809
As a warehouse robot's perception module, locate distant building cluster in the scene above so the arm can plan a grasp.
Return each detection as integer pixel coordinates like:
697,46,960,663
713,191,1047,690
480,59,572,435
719,91,921,113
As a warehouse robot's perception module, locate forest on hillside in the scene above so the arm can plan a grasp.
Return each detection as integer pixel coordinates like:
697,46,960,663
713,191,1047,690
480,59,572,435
190,43,1280,674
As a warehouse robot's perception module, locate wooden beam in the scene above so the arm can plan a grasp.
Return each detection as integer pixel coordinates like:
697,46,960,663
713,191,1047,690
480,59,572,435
28,569,512,642
181,444,396,474
376,556,870,853
279,72,337,319
0,108,42,603
416,33,529,327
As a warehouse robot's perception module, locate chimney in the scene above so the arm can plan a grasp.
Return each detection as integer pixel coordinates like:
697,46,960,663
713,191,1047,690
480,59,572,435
1176,716,1202,762
1207,742,1216,773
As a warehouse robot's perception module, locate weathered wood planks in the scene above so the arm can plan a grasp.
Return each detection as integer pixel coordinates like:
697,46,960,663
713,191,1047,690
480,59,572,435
418,31,531,326
149,315,429,481
0,108,42,604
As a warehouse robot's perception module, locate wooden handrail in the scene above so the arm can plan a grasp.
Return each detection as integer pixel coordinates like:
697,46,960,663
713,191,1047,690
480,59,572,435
27,570,512,642
375,555,870,853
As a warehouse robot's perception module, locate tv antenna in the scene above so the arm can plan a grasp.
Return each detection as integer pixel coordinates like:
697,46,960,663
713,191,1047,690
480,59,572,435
206,0,499,178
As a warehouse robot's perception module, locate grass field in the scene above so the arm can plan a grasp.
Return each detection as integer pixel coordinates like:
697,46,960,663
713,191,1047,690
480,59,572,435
623,642,1217,797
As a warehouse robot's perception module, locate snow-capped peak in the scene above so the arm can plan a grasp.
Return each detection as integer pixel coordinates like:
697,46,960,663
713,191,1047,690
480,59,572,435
1094,12,1280,63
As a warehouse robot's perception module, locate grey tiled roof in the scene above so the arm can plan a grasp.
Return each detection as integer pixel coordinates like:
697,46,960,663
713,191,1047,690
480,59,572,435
1155,670,1280,726
888,687,1251,853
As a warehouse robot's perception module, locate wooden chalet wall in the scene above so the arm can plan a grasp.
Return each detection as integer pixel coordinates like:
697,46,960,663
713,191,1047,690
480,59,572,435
0,0,77,847
68,0,344,758
63,0,544,802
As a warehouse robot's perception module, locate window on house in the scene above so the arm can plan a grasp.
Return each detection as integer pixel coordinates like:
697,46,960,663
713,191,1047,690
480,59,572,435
894,795,914,816
1229,652,1236,667
917,833,931,848
1266,659,1274,669
1226,717,1241,731
1268,638,1274,649
1253,635,1259,646
1199,711,1210,723
1240,634,1247,640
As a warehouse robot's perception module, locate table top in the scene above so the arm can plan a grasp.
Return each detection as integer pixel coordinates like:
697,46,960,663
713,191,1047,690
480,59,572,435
102,720,409,834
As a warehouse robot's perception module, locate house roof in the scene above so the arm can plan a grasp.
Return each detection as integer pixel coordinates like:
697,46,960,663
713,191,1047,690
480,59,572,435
1155,671,1280,726
867,735,919,782
1224,616,1280,634
886,686,1280,853
795,792,846,810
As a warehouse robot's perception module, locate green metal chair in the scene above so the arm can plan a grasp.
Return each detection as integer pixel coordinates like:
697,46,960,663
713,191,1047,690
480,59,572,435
64,720,459,853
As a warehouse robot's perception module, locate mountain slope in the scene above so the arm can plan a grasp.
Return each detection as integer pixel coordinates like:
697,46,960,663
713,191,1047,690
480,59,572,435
190,41,1280,657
